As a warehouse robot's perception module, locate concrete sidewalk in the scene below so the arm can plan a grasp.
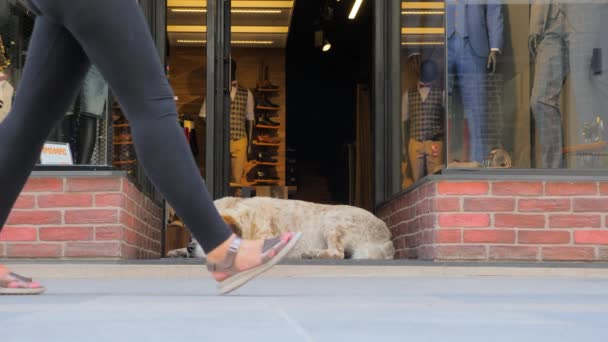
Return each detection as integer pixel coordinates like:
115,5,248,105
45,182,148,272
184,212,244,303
2,264,608,341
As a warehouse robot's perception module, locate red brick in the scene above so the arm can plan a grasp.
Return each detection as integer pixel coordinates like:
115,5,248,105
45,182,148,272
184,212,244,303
38,194,92,208
416,199,432,216
464,198,515,212
66,178,121,192
65,242,122,257
435,229,461,244
95,226,125,240
7,243,62,258
464,229,515,243
438,182,489,195
125,229,140,246
519,199,571,212
542,247,595,261
95,193,125,207
438,214,490,228
23,178,63,192
0,243,4,257
492,182,542,196
7,211,61,225
434,245,487,260
39,227,93,241
546,182,597,196
549,215,601,228
0,227,37,241
574,231,608,245
601,183,608,195
489,246,538,260
14,195,35,209
122,244,140,259
574,199,608,212
518,231,570,244
120,211,135,229
65,209,118,224
495,214,545,228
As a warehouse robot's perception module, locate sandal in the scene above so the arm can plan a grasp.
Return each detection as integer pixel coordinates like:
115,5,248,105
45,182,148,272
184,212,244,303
0,271,46,295
207,232,302,295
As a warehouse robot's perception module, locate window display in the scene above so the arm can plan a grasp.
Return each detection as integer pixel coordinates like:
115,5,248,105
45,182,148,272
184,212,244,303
399,0,608,190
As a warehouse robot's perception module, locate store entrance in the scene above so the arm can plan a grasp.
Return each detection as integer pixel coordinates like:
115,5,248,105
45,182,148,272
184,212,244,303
163,0,373,254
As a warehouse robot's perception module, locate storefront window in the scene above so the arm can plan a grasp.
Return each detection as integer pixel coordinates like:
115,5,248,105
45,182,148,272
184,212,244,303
0,0,111,167
400,0,447,189
398,0,608,190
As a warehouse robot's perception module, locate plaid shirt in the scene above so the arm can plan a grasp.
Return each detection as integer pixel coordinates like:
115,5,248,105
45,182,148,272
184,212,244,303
230,86,248,141
404,86,444,141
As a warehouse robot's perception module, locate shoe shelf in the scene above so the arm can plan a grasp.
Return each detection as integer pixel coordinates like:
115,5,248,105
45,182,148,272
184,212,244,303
252,161,279,166
253,141,281,147
256,106,280,111
256,124,280,129
256,88,280,93
113,141,134,145
112,124,130,128
113,160,137,165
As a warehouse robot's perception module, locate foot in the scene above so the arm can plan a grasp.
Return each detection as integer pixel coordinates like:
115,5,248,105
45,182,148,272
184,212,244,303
206,233,293,282
0,264,45,295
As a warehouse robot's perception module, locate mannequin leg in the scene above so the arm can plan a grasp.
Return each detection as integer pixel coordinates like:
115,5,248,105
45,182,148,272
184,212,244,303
76,114,98,164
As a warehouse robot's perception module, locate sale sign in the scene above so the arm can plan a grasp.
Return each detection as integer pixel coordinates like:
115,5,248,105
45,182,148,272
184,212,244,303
40,142,73,165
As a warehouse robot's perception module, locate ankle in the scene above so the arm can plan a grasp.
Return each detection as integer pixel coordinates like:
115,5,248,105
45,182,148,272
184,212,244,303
206,234,237,264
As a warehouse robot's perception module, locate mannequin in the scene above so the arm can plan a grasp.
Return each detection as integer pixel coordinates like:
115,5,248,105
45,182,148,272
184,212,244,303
530,2,608,168
199,59,254,184
416,0,503,164
402,60,445,183
48,65,108,164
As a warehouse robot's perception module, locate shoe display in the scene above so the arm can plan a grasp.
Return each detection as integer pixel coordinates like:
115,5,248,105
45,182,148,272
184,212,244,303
257,152,278,163
258,97,279,108
258,116,280,127
257,135,280,144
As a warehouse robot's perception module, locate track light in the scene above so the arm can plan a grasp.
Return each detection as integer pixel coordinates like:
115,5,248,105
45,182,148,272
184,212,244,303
322,40,332,52
348,0,363,20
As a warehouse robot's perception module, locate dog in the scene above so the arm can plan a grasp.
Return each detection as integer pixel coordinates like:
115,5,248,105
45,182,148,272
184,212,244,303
167,197,395,260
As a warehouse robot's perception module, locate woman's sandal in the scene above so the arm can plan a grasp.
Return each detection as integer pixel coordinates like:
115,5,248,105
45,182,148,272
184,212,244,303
0,271,46,295
207,232,302,295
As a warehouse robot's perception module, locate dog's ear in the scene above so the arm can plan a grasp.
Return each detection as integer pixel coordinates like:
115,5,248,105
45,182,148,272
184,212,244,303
221,214,243,238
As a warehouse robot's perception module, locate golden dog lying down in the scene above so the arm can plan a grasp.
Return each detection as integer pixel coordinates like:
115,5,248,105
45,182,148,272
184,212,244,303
170,197,395,260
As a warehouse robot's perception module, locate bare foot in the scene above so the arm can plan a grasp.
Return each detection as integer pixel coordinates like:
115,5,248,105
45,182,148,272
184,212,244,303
205,233,292,282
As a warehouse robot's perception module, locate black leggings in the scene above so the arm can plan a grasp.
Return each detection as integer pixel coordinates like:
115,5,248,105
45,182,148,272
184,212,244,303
0,0,232,252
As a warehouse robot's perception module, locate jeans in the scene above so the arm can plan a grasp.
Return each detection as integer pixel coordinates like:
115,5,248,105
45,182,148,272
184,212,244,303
448,34,489,163
0,0,231,252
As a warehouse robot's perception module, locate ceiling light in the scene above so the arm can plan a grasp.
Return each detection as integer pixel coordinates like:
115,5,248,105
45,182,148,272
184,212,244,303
401,10,445,15
232,40,274,45
348,0,363,20
171,8,283,14
177,39,207,44
401,41,444,46
322,40,332,52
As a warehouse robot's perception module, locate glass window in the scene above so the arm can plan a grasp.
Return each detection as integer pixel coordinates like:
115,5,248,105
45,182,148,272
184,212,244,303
400,0,447,189
0,0,111,167
446,0,608,170
396,0,608,191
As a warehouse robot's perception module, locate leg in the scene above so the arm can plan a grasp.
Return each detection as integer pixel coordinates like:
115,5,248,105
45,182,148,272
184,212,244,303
408,138,426,182
425,140,445,175
230,138,247,183
76,115,98,164
0,16,90,228
531,32,568,169
301,228,346,260
456,40,489,163
50,0,232,252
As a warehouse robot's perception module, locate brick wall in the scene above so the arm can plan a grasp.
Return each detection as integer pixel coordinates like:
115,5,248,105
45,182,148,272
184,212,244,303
378,179,608,261
0,176,163,259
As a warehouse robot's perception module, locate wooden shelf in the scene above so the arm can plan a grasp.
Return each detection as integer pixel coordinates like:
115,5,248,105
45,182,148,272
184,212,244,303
256,88,280,92
112,124,129,128
253,141,280,147
113,141,134,145
113,160,137,165
252,179,280,184
256,124,280,129
256,106,280,111
252,161,279,166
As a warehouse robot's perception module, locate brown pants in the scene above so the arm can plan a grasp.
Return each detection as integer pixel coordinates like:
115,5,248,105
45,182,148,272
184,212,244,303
408,139,444,182
230,137,248,183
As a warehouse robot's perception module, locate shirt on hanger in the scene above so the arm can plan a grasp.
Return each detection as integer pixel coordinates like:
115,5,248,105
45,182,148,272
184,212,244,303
198,81,254,120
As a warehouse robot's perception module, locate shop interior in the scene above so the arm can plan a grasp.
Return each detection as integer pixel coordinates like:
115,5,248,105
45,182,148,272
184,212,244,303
158,0,374,253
